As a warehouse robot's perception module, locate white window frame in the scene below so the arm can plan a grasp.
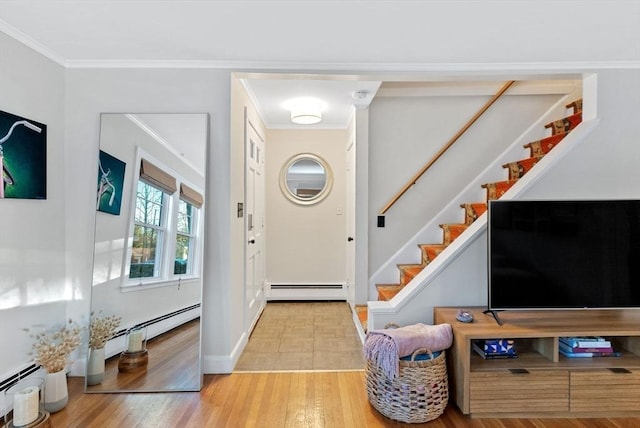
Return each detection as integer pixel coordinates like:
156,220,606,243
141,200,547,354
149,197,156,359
130,180,169,280
122,149,203,291
173,198,199,277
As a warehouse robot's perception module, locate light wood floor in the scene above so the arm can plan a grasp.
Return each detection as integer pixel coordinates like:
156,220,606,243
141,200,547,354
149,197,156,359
87,318,200,392
52,374,640,427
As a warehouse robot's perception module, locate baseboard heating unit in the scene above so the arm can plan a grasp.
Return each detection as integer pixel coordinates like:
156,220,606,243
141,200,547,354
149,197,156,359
268,284,345,300
270,284,342,289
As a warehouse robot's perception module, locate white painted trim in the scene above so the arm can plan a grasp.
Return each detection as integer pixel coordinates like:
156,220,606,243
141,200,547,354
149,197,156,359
0,20,66,66
202,329,249,374
376,80,581,98
202,354,235,374
63,59,640,71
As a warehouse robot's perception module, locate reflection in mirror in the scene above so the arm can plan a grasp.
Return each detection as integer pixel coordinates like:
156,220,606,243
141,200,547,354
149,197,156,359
279,153,333,205
87,113,208,393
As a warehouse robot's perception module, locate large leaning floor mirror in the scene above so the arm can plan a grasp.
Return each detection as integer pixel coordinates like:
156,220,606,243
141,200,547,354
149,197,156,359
87,113,208,392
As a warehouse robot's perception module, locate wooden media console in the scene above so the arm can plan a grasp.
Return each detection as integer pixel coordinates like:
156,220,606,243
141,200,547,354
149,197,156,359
434,307,640,418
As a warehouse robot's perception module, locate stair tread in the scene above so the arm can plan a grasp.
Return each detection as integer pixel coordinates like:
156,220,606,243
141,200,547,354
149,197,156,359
566,99,583,114
482,180,517,201
524,133,568,157
419,243,448,264
439,222,468,228
376,284,402,301
502,156,544,180
418,243,448,249
460,202,487,208
440,223,468,245
502,155,543,167
397,262,425,268
355,305,368,332
460,202,488,224
481,178,518,186
544,112,582,135
375,283,403,289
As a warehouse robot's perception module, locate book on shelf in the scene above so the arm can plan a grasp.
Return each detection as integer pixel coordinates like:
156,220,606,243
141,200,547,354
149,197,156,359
559,349,622,358
472,341,518,360
559,341,614,354
559,336,612,348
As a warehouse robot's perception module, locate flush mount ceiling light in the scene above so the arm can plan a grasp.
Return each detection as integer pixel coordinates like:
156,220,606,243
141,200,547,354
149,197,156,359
290,107,321,125
283,97,326,125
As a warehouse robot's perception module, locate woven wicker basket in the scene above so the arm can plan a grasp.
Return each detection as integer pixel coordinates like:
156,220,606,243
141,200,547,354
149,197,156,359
365,348,448,424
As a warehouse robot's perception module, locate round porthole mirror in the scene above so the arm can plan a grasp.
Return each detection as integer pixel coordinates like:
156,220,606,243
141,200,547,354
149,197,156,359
279,153,333,205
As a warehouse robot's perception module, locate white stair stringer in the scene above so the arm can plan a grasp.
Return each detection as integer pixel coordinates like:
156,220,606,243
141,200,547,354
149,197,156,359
366,115,599,333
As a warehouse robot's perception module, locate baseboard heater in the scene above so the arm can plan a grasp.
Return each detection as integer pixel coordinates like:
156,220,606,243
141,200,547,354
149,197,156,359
111,303,201,339
270,284,342,289
0,364,39,393
102,303,201,359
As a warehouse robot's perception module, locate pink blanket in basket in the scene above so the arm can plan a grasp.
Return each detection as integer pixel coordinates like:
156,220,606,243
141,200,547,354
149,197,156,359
363,323,452,379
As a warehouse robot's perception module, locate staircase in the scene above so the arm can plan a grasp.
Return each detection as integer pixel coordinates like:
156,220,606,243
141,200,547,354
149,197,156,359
356,99,583,332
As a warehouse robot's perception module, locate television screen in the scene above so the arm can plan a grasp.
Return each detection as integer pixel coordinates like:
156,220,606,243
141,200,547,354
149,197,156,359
488,199,640,310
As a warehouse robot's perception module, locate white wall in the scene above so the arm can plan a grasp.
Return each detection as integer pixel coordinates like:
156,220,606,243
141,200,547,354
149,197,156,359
62,67,237,374
0,32,67,380
265,129,348,286
524,71,640,200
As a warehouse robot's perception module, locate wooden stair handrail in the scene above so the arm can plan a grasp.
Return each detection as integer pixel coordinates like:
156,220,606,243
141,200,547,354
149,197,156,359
379,80,516,215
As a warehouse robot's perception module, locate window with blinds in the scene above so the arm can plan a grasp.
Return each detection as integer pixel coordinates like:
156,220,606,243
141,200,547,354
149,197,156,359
127,157,203,285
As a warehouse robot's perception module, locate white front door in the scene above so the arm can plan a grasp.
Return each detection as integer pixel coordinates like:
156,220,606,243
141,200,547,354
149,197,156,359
245,110,266,332
345,138,356,306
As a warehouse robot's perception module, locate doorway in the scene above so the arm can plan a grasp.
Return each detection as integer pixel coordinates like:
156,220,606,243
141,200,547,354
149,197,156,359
237,73,378,323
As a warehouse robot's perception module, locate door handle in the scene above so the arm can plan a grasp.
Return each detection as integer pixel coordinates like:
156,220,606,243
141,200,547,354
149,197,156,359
347,237,354,242
248,239,256,244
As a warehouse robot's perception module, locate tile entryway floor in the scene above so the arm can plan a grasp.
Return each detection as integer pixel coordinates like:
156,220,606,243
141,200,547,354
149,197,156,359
234,301,364,371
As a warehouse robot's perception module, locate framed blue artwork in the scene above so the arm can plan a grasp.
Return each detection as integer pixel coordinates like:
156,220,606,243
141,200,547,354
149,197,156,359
0,110,47,199
97,150,126,215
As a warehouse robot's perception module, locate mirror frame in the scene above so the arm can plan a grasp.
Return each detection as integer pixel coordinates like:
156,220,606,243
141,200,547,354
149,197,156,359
279,153,333,205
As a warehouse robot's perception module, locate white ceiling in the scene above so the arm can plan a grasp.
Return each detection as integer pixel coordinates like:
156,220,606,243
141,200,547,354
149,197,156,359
1,1,639,129
127,114,208,177
1,1,638,65
240,76,382,129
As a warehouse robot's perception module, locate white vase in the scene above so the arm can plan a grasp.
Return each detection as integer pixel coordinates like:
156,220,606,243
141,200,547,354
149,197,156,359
44,369,68,413
87,347,106,386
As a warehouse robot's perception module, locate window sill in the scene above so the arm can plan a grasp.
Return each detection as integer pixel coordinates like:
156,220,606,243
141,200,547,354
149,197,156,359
121,276,200,293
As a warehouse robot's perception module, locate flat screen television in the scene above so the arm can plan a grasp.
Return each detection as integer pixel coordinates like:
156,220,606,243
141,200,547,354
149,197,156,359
488,199,640,312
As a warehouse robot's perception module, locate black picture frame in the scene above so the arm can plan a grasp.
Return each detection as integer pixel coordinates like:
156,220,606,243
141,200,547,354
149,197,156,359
97,150,126,215
0,110,47,199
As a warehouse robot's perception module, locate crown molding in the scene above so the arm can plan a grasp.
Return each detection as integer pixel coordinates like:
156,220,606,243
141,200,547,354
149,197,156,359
0,20,66,67
375,79,581,98
65,59,640,73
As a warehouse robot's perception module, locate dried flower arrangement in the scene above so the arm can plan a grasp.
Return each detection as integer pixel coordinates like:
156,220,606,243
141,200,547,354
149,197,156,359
89,311,122,350
26,319,81,373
